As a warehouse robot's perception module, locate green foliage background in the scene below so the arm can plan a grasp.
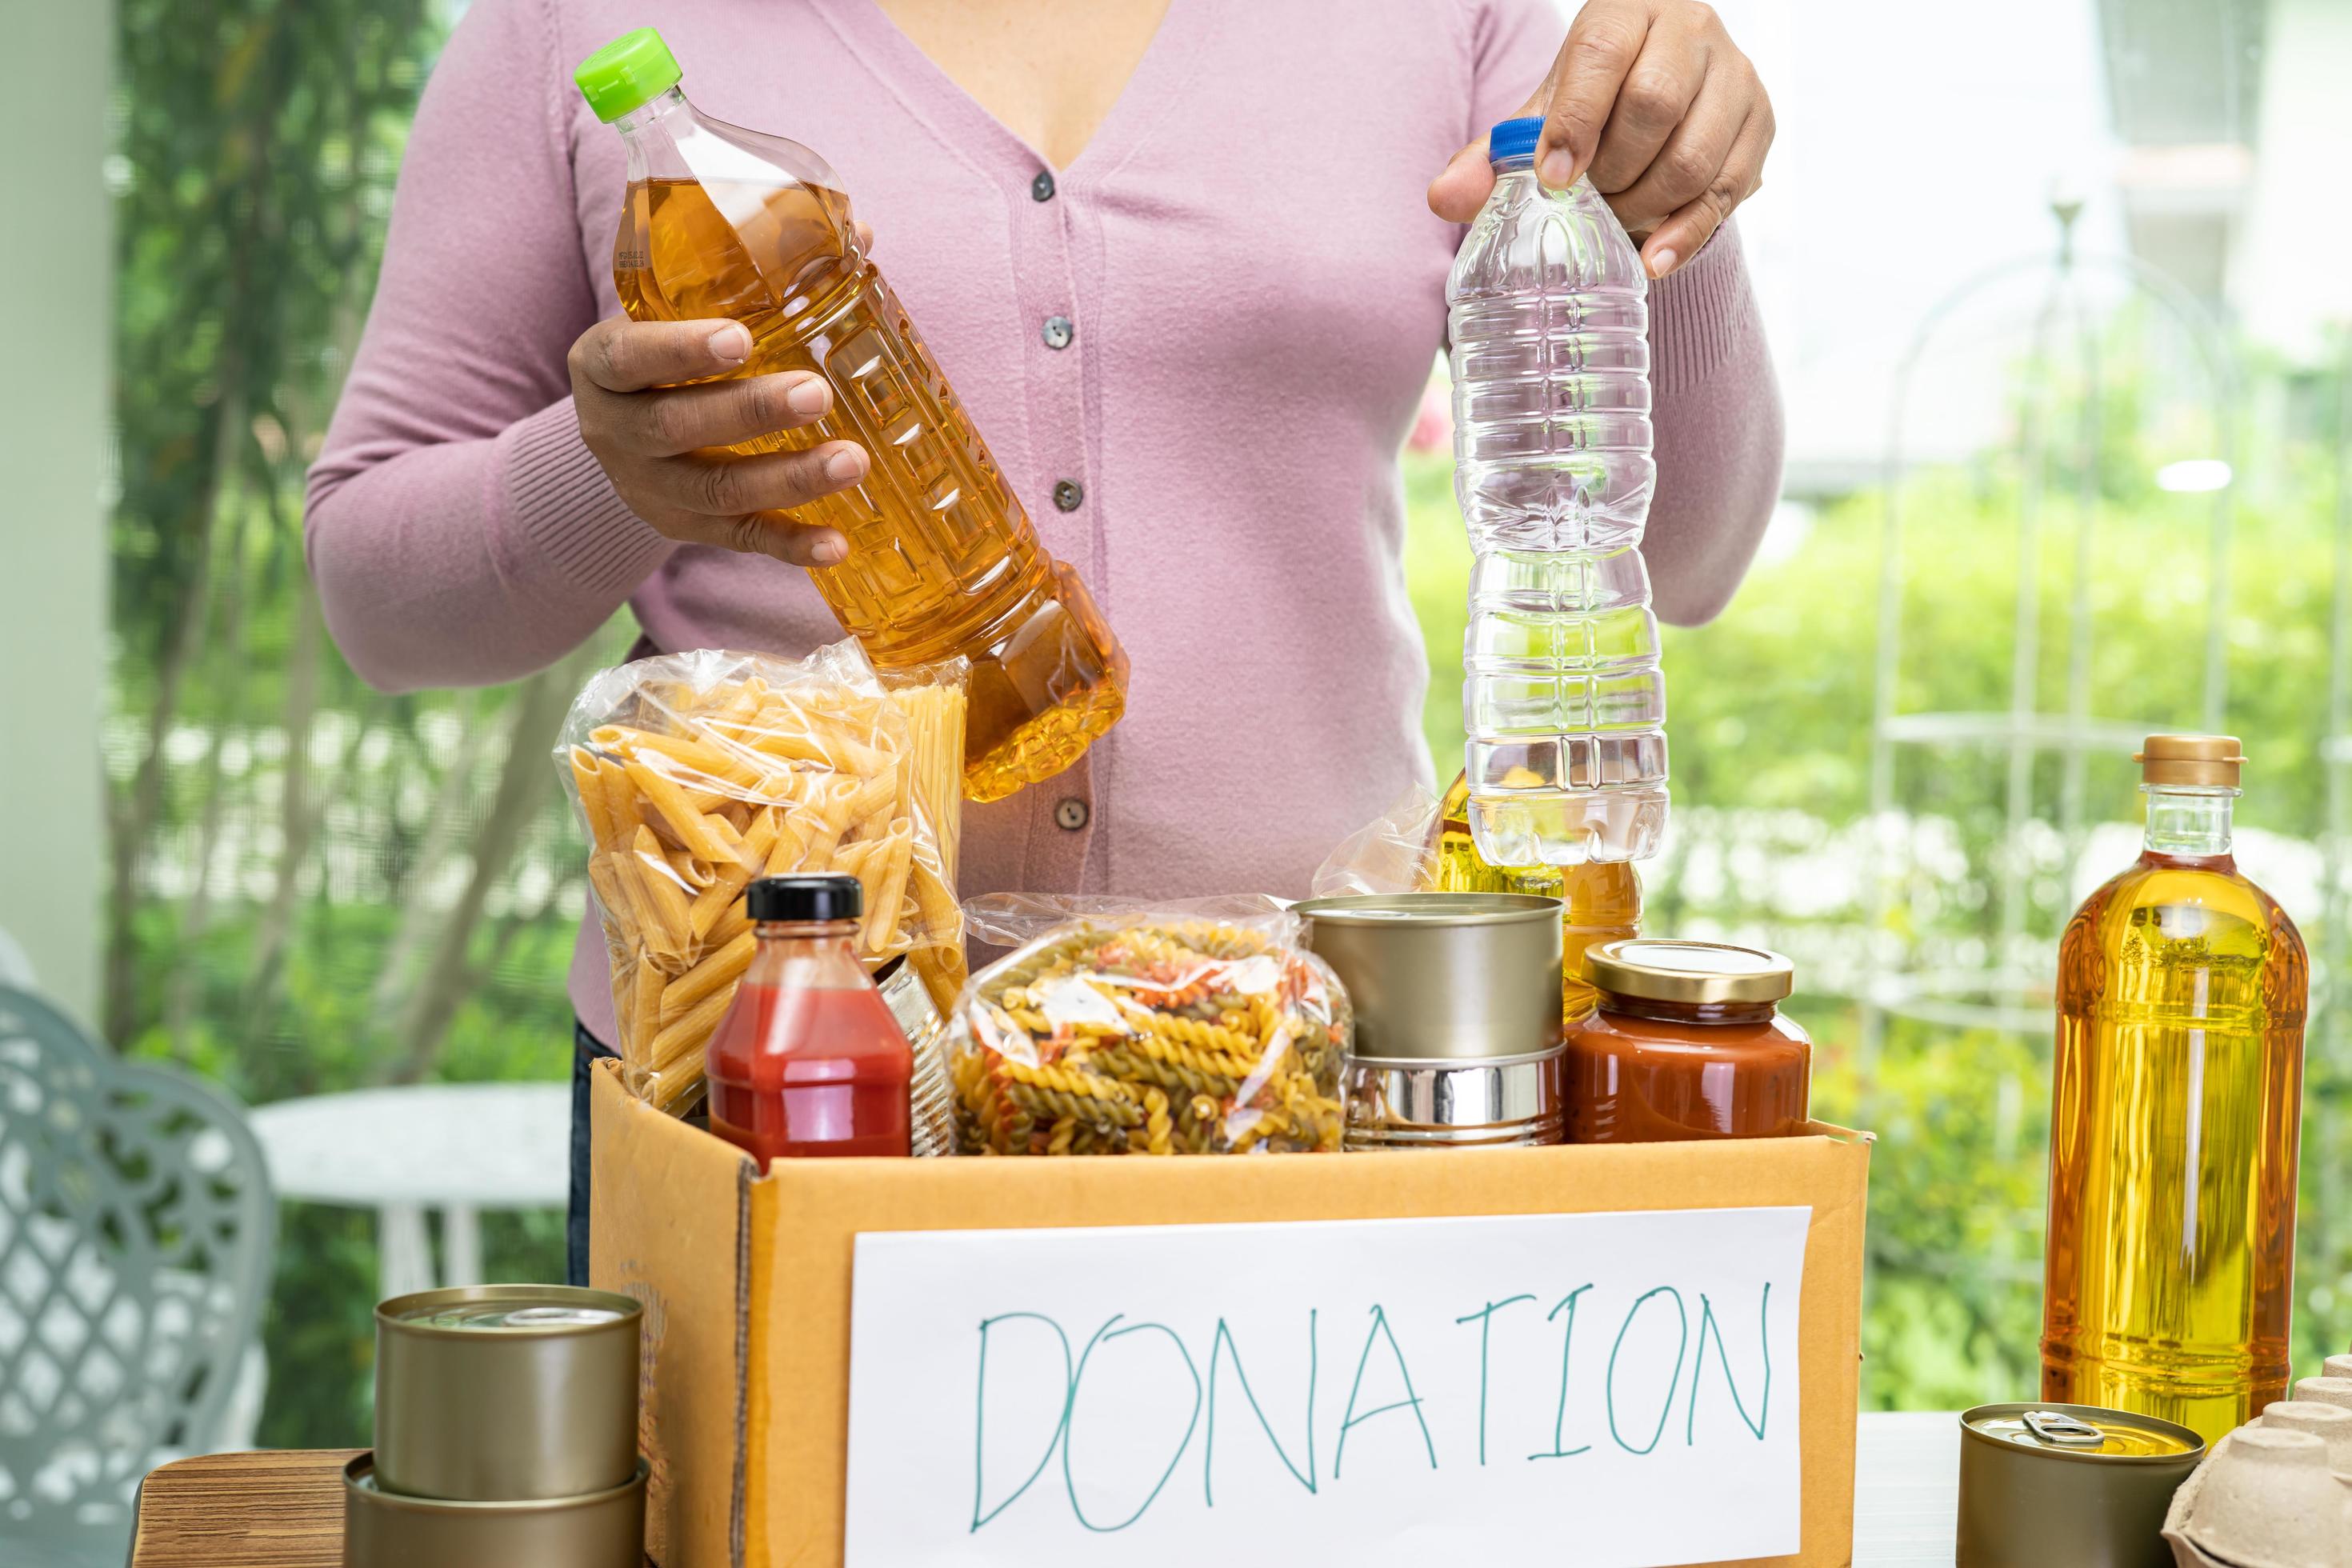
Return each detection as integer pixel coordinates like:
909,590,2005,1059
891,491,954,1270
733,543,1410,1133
105,2,2352,1447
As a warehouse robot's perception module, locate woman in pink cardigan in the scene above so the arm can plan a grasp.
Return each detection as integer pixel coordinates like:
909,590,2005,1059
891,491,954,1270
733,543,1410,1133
306,0,1784,1278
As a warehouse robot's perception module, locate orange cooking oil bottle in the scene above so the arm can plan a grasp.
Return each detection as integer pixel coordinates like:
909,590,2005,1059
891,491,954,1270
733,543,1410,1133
2042,735,2307,1444
1430,771,1641,1022
574,29,1126,803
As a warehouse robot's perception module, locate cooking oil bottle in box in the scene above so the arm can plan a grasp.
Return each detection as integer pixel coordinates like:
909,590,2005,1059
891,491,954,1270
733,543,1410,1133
574,30,1126,802
2042,735,2306,1443
1430,771,1640,1022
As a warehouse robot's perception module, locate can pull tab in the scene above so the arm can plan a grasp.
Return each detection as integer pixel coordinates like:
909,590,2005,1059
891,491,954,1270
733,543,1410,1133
2022,1410,2106,1447
503,1306,624,1328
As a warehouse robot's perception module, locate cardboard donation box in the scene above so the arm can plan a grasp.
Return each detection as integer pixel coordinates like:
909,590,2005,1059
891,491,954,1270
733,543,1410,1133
590,1060,1872,1568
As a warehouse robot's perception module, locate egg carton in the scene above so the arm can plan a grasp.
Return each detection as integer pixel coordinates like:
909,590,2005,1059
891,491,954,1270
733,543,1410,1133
2162,1386,2352,1568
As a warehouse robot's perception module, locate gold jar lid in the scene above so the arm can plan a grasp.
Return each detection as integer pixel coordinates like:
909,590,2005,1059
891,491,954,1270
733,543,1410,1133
2137,734,2242,789
1586,938,1793,1006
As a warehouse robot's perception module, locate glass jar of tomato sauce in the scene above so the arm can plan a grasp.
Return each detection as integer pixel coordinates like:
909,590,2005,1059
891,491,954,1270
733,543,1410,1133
1565,938,1810,1143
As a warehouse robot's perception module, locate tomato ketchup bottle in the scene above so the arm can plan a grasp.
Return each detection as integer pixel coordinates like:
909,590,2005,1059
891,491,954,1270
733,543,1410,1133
705,875,913,1163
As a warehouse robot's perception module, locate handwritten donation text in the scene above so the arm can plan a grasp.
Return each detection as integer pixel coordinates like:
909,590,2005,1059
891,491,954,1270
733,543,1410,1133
845,1207,1810,1567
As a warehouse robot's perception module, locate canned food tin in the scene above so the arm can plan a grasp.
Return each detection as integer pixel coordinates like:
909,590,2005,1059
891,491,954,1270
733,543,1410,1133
1294,893,1562,1063
1342,1047,1564,1150
342,1452,647,1568
374,1285,641,1502
1957,1402,2204,1568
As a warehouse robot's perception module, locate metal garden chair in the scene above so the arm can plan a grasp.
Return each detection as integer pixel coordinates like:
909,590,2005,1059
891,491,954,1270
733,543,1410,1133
0,984,274,1566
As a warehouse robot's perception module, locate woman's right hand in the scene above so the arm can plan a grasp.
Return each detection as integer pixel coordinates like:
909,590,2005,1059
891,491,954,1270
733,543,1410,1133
568,316,870,567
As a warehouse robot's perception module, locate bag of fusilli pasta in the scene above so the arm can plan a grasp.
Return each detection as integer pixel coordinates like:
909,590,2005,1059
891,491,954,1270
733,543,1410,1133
950,896,1350,1156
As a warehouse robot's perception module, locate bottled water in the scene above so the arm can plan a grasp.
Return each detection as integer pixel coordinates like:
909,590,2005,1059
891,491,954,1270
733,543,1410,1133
1448,115,1666,866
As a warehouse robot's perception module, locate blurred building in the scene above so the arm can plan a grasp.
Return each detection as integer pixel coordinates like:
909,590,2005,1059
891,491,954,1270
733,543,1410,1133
1746,0,2348,498
6,6,109,1024
2103,0,2349,363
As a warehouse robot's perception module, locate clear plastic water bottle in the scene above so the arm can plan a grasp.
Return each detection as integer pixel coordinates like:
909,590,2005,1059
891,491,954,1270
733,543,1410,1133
1448,115,1666,866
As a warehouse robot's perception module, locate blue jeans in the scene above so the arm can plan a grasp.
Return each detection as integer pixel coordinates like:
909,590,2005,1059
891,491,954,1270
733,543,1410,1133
569,1021,619,1287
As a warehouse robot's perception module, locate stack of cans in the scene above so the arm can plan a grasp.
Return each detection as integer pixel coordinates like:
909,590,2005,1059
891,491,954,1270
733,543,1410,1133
1294,892,1568,1150
342,1286,647,1568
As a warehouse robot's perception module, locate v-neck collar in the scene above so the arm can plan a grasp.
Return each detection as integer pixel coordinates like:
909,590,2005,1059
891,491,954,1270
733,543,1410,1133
810,0,1211,190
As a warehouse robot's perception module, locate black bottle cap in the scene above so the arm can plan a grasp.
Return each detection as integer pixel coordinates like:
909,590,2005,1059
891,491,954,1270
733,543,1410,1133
746,874,862,923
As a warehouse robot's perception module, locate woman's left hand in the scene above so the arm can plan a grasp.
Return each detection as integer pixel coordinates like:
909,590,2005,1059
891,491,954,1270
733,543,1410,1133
1428,0,1774,279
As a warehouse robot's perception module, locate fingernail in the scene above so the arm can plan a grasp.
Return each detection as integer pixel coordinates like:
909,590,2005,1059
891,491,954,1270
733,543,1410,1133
1648,247,1678,278
1540,148,1575,187
710,324,750,363
812,537,846,565
785,377,829,417
823,448,864,484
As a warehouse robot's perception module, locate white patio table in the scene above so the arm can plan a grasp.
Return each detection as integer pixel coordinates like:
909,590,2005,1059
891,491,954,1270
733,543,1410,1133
247,1082,570,1299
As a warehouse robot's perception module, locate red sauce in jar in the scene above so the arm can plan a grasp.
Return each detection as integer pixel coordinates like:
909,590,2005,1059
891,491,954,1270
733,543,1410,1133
705,875,912,1166
1565,939,1810,1143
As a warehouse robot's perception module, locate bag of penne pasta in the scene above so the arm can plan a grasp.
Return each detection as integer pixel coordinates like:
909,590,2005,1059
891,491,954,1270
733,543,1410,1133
555,641,969,1113
949,895,1350,1156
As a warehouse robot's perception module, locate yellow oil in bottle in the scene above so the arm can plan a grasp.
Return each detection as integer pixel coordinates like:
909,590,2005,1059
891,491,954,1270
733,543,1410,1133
1431,773,1641,1021
614,174,1125,802
2042,737,2306,1444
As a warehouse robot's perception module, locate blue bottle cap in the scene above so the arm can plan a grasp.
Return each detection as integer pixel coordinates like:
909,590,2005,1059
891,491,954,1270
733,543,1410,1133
1488,115,1544,164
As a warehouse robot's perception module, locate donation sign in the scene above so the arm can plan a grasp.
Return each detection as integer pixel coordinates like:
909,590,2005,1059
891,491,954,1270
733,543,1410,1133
843,1206,1810,1566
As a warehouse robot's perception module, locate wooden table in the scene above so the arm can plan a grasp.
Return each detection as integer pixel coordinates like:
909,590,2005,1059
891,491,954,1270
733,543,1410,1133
128,1449,362,1567
129,1414,1962,1566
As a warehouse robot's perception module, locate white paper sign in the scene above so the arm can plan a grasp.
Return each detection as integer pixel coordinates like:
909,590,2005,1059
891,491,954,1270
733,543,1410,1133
844,1206,1810,1567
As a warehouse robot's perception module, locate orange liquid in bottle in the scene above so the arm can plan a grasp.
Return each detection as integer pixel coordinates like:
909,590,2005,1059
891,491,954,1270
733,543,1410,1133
2042,789,2306,1443
1431,772,1641,1021
1565,997,1811,1142
614,171,1126,802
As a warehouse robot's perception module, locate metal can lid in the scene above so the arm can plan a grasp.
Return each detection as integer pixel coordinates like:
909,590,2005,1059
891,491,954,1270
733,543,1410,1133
1292,892,1562,927
1960,1402,2202,1461
499,1306,626,1328
394,1302,626,1330
378,1285,638,1336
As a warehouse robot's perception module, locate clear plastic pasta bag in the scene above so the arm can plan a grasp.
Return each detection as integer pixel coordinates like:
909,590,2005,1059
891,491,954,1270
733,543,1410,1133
554,642,967,1113
950,895,1350,1155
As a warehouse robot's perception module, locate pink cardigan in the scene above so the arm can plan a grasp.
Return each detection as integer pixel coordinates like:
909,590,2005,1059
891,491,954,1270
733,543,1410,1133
305,0,1786,1041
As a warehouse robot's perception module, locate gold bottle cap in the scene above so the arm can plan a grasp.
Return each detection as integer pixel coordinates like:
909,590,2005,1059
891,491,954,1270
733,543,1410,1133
1586,938,1793,1006
2137,734,2243,789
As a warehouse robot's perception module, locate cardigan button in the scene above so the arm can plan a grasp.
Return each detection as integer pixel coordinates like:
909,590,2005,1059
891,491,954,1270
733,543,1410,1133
1031,170,1056,202
1042,315,1074,350
1054,798,1090,831
1052,480,1083,512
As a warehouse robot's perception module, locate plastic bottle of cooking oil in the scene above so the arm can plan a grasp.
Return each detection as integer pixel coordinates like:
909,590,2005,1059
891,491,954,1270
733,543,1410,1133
2042,735,2307,1444
1447,115,1666,867
574,29,1126,803
1429,772,1641,1023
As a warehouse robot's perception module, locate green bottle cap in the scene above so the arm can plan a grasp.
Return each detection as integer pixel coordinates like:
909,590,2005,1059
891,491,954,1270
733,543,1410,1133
574,28,682,123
